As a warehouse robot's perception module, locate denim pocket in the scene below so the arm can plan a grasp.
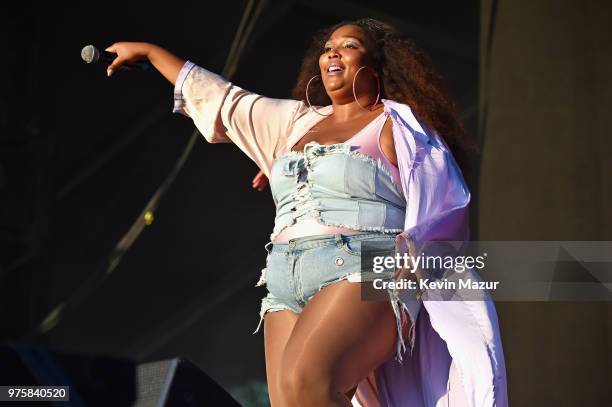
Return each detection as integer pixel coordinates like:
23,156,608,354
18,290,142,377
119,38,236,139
341,234,396,257
341,238,362,256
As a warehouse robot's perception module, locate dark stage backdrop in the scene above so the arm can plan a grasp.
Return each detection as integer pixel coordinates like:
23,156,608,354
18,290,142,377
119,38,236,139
0,1,478,404
479,0,612,405
2,0,609,406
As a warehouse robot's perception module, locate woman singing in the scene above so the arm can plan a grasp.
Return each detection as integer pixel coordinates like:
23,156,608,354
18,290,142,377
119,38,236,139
106,18,507,407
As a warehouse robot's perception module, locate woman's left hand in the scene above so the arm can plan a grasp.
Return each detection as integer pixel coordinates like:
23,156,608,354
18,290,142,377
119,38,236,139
252,170,268,191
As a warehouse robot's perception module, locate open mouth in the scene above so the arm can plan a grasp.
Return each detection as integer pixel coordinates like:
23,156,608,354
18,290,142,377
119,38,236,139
326,63,345,74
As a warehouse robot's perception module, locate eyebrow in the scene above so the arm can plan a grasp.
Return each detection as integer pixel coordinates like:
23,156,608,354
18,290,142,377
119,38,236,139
324,36,363,45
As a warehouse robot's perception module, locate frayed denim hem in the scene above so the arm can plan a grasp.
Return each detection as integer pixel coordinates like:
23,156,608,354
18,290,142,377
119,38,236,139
253,271,419,367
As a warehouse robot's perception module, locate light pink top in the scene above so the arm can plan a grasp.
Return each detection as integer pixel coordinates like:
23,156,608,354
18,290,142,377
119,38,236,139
344,110,401,186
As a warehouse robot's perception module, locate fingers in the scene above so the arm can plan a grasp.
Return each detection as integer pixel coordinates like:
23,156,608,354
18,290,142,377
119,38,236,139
252,171,265,183
105,44,120,77
252,180,265,191
106,57,121,76
252,171,269,191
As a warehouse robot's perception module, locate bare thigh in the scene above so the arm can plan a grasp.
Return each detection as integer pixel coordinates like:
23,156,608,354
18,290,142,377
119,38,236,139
264,310,298,406
263,308,361,405
280,280,409,398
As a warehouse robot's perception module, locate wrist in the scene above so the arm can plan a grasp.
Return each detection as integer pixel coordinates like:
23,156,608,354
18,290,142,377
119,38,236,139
141,42,156,58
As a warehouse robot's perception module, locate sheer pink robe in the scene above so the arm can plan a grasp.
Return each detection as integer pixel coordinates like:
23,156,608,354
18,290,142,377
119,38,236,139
173,61,508,407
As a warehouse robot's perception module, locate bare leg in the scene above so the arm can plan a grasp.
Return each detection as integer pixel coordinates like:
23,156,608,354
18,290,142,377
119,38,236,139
263,309,361,406
278,280,410,407
264,310,298,406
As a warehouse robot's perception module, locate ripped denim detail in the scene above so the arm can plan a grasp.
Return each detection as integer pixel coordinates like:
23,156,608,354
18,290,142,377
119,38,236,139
269,141,406,242
252,296,294,335
254,241,273,288
277,141,403,195
255,267,267,287
389,289,417,364
254,270,418,365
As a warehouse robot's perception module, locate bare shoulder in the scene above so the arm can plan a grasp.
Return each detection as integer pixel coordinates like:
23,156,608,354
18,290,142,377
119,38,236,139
379,116,398,166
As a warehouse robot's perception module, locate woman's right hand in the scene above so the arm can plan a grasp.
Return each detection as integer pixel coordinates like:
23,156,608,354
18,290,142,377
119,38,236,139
104,42,152,77
104,42,185,85
252,170,269,191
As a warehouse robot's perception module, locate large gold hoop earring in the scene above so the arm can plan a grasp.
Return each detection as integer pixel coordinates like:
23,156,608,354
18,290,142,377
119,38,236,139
305,75,332,117
352,66,381,111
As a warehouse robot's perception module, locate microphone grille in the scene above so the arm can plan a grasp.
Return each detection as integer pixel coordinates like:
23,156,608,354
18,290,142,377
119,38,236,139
81,45,100,64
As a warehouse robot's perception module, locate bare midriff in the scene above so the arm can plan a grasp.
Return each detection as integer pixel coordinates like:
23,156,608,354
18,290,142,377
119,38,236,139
273,219,361,243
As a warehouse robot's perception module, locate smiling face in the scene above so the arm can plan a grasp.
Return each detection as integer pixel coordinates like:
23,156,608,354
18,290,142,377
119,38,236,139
318,24,378,104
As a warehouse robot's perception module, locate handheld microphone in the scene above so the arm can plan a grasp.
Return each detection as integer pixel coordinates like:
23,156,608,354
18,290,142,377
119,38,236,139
80,45,151,71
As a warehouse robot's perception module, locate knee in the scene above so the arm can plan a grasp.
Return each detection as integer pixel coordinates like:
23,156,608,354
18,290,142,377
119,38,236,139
278,364,336,406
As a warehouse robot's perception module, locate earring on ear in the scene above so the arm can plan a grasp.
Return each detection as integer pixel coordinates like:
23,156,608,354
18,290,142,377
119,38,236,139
305,75,332,117
352,66,380,111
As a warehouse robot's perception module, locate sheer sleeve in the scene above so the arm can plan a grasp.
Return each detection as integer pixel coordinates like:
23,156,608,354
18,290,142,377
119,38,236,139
173,61,306,177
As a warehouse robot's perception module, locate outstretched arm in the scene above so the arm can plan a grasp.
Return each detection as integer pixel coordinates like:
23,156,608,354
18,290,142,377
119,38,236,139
103,42,309,177
105,42,185,85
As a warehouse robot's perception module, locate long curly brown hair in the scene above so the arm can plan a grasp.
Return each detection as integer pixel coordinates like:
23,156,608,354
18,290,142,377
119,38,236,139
292,18,477,172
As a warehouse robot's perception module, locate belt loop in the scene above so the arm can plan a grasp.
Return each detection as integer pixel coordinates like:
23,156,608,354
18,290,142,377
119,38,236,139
334,233,343,248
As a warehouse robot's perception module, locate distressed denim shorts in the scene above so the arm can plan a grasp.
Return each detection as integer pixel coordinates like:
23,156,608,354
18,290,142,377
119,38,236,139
252,231,421,363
